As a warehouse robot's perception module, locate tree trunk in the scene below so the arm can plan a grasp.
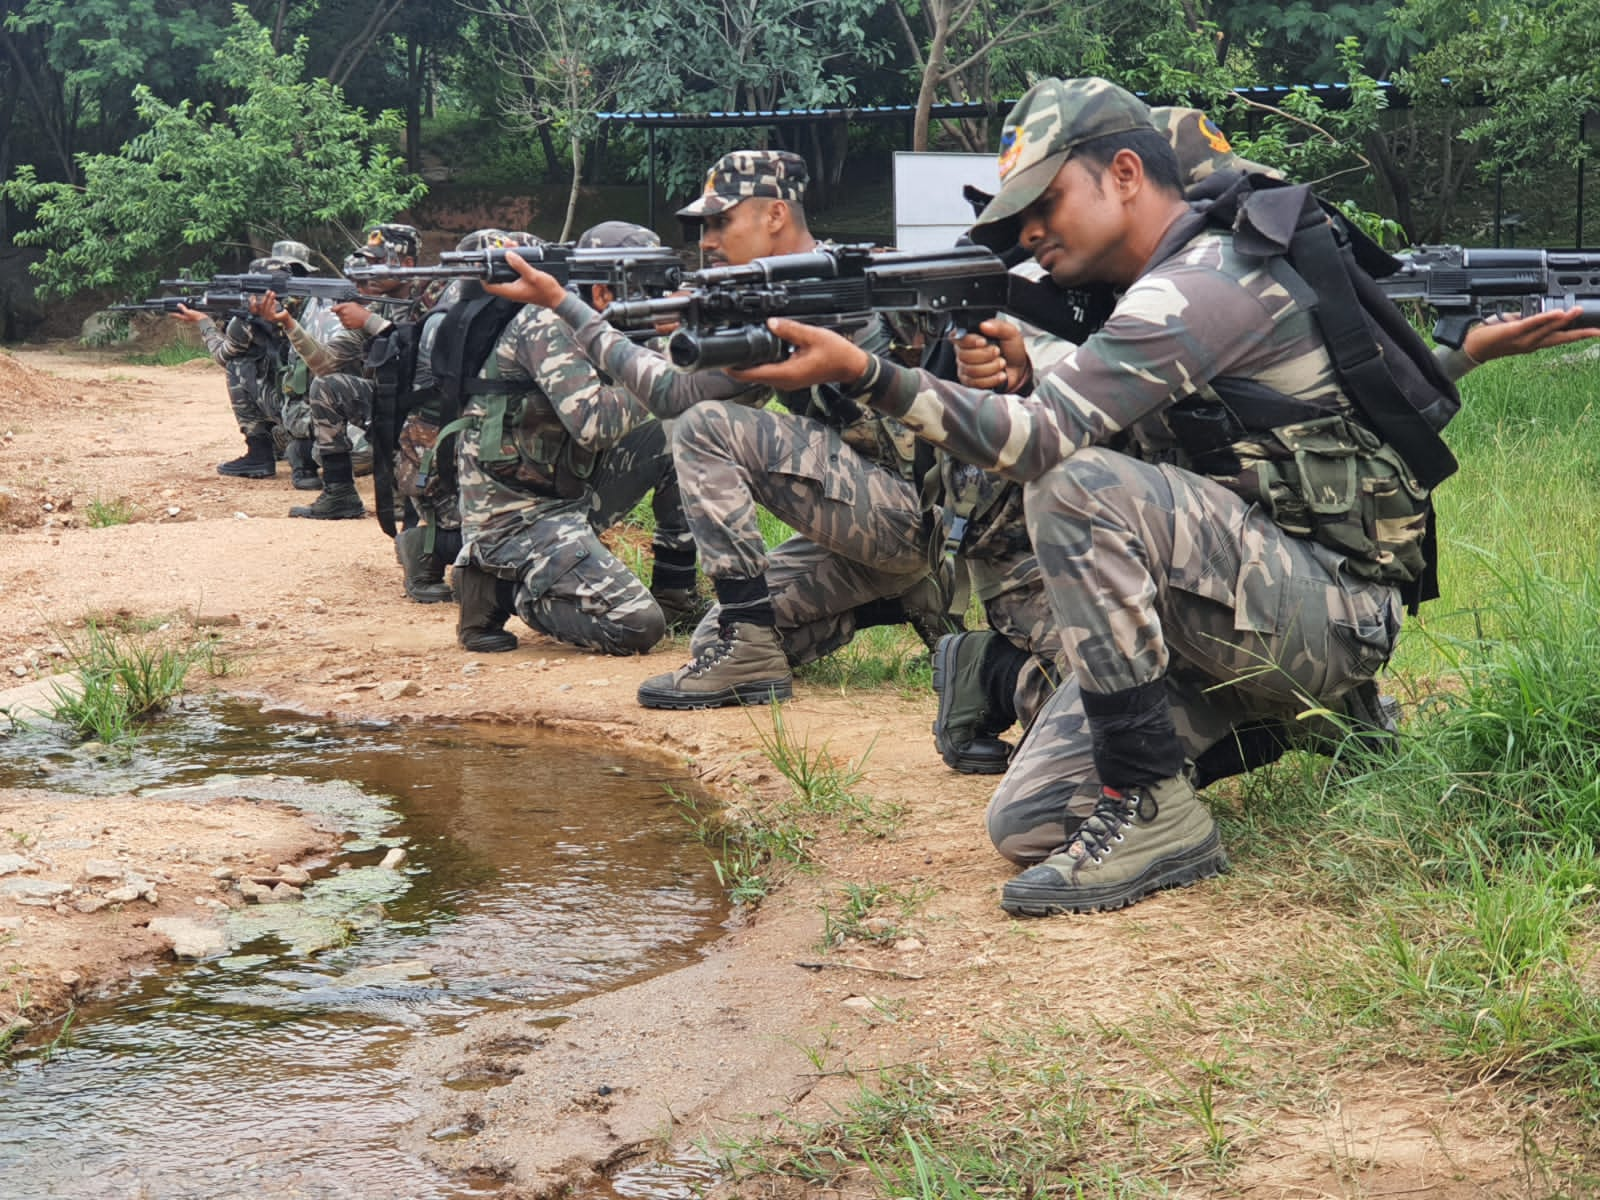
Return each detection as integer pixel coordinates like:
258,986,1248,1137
536,121,560,185
405,33,424,175
912,2,951,152
1364,127,1412,243
561,133,583,242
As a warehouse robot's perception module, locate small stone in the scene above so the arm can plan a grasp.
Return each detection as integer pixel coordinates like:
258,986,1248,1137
103,884,143,904
0,854,36,877
270,882,302,901
861,916,895,936
332,667,361,680
377,679,420,701
58,970,81,988
333,692,360,705
233,511,250,520
1,879,71,901
307,598,325,611
74,895,110,914
148,917,226,960
842,995,879,1012
210,866,236,881
9,666,27,678
166,506,181,517
276,864,310,886
379,847,407,870
237,879,273,903
584,678,612,688
894,938,924,953
83,859,124,882
193,611,240,628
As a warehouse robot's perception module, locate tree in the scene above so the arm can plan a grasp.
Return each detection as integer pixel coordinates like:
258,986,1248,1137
1,9,426,299
468,0,638,241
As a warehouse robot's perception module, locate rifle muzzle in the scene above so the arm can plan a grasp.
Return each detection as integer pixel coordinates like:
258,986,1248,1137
668,326,787,371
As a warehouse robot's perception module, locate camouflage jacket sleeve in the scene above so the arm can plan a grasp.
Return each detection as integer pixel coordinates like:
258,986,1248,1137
285,320,368,378
861,240,1297,483
1434,343,1477,383
552,294,764,417
504,306,652,450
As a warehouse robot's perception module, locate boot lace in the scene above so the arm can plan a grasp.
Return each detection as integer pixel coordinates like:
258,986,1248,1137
1071,785,1159,864
682,624,737,676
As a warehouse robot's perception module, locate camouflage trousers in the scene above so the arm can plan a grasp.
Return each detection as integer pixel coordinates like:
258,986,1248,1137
673,401,934,666
224,357,283,441
308,373,373,454
279,396,313,440
987,448,1402,865
466,422,686,656
395,413,460,531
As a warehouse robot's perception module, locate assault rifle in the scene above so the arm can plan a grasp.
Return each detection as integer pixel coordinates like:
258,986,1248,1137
1377,246,1600,347
158,273,413,310
345,244,686,295
109,293,252,316
602,244,1107,370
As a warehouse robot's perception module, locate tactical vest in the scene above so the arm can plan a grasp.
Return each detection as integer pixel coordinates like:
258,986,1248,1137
1154,172,1459,610
437,327,601,504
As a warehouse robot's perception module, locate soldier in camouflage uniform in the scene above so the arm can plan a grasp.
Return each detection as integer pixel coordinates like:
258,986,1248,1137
725,77,1449,916
449,220,697,656
260,224,431,520
172,241,320,479
929,108,1284,777
485,149,953,708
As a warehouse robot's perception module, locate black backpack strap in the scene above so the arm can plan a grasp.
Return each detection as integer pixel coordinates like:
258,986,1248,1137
1289,205,1459,491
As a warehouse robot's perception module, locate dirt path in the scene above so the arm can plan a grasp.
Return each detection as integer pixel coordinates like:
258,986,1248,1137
0,345,1547,1198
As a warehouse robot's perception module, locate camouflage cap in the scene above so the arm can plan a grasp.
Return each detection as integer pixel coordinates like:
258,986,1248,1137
676,150,808,219
342,252,374,275
269,240,318,272
359,223,421,264
578,220,661,249
1150,107,1282,187
453,228,544,253
971,77,1152,251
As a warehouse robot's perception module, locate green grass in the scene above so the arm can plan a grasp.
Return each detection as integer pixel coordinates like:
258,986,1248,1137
710,346,1600,1198
85,496,136,528
47,618,224,743
123,342,212,367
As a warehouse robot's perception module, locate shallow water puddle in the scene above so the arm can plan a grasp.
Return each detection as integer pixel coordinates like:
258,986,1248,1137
0,698,729,1198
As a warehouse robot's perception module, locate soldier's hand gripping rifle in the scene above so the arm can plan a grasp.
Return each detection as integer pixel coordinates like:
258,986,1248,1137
1376,246,1600,347
344,244,686,297
602,244,1108,371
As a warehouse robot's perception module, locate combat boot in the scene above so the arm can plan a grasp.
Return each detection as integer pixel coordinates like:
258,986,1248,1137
931,631,1012,775
1000,775,1227,916
217,434,276,479
651,586,708,635
456,566,518,653
637,621,792,710
899,563,964,651
290,452,365,520
286,438,321,491
288,482,365,520
395,526,452,605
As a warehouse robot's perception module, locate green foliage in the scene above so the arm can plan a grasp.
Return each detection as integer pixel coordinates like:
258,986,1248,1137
3,8,426,300
85,496,136,528
1397,0,1600,182
47,619,220,742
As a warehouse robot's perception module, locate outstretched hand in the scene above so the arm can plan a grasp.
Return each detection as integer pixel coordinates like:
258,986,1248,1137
484,250,567,308
254,291,293,329
726,319,870,389
1465,307,1600,363
169,303,207,325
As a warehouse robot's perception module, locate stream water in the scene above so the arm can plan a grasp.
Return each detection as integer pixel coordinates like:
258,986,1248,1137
0,698,730,1198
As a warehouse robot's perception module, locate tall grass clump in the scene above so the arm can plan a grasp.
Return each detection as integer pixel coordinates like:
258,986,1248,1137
48,620,217,742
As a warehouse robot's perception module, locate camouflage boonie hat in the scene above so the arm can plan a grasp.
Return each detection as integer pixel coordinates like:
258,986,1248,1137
1150,107,1282,187
578,220,661,249
971,77,1152,251
676,150,808,219
248,257,272,273
358,223,421,264
269,240,318,272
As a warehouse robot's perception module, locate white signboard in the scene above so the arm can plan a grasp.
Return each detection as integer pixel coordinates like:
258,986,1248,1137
892,151,1000,252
